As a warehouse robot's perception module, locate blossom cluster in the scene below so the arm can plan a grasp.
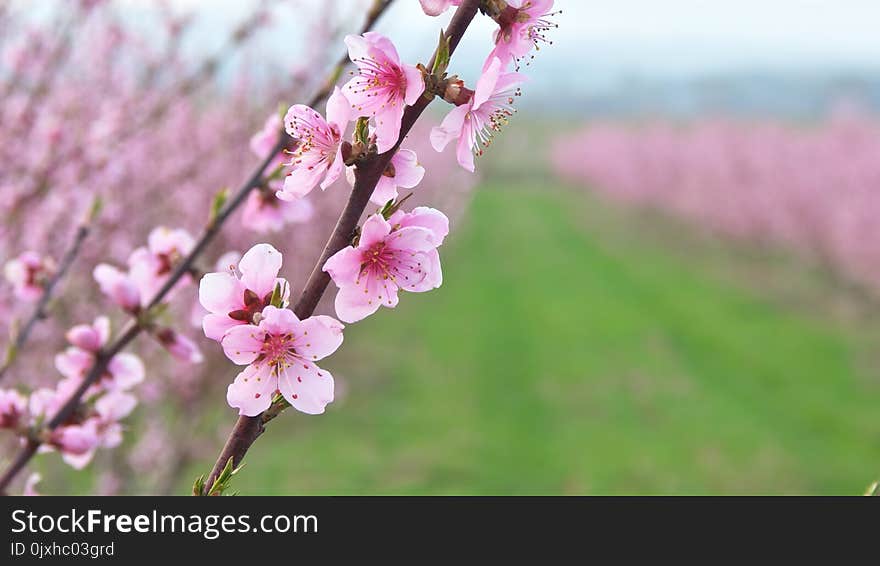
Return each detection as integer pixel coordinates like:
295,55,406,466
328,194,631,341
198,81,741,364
0,0,551,493
197,0,557,419
0,225,206,473
0,314,142,470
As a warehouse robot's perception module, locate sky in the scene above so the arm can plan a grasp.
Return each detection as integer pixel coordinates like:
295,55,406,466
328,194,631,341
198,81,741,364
161,0,880,77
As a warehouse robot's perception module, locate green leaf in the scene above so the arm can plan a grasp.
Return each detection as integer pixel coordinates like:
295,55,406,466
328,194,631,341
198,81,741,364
431,30,451,76
355,117,370,146
192,475,206,496
205,457,246,496
87,195,104,223
209,187,230,225
379,198,396,220
269,281,287,308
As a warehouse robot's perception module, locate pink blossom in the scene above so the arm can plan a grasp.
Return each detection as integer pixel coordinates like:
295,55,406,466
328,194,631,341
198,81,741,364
242,189,314,233
91,391,138,449
323,209,448,323
190,251,242,328
343,32,424,153
93,226,194,311
431,57,525,172
51,422,101,469
128,226,196,303
250,112,285,169
488,0,557,69
0,388,27,429
53,391,137,470
4,251,53,301
277,87,351,200
55,336,144,394
222,306,342,416
155,328,204,364
346,149,425,205
199,243,290,342
65,316,110,353
93,264,141,312
419,0,461,16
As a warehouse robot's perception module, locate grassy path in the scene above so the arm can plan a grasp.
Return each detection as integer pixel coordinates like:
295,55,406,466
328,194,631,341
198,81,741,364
210,181,880,494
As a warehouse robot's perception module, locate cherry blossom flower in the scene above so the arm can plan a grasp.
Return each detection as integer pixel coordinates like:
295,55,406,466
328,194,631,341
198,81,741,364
0,388,27,429
128,226,196,303
35,390,138,470
55,323,144,394
154,327,204,364
50,423,101,469
242,188,314,233
387,206,450,290
488,0,558,69
346,148,425,205
419,0,461,16
4,251,54,301
277,87,351,200
431,57,525,171
88,391,138,454
65,316,110,353
93,226,194,311
27,383,98,469
199,243,290,342
93,264,141,312
250,112,285,169
222,306,342,416
323,209,448,323
343,32,424,153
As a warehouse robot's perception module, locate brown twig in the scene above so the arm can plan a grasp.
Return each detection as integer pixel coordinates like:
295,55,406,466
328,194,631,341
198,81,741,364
0,207,96,382
200,0,482,494
0,0,397,495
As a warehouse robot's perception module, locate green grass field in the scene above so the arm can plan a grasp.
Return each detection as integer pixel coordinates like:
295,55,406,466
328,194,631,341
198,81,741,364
192,179,880,495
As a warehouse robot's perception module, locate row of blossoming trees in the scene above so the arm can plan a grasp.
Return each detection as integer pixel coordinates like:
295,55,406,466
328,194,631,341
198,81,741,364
0,0,557,495
553,111,880,295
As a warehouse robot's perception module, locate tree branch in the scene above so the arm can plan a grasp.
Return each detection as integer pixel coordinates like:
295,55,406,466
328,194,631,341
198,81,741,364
0,0,397,495
0,207,96,383
200,0,482,495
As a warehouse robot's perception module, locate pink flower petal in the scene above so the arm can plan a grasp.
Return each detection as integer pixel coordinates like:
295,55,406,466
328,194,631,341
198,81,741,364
203,312,242,342
107,353,145,390
391,149,425,189
259,305,298,336
385,225,437,253
402,63,426,106
226,364,276,417
221,325,265,365
238,243,282,298
430,104,469,152
359,214,392,248
294,316,344,361
198,272,243,314
323,246,363,284
277,360,334,415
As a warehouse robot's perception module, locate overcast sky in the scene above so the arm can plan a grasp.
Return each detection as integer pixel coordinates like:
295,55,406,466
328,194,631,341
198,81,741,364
162,0,880,79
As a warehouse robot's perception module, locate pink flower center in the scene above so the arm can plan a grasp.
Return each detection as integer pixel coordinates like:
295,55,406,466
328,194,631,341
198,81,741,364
349,56,406,107
286,109,340,170
468,87,521,157
358,240,424,286
261,332,297,371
